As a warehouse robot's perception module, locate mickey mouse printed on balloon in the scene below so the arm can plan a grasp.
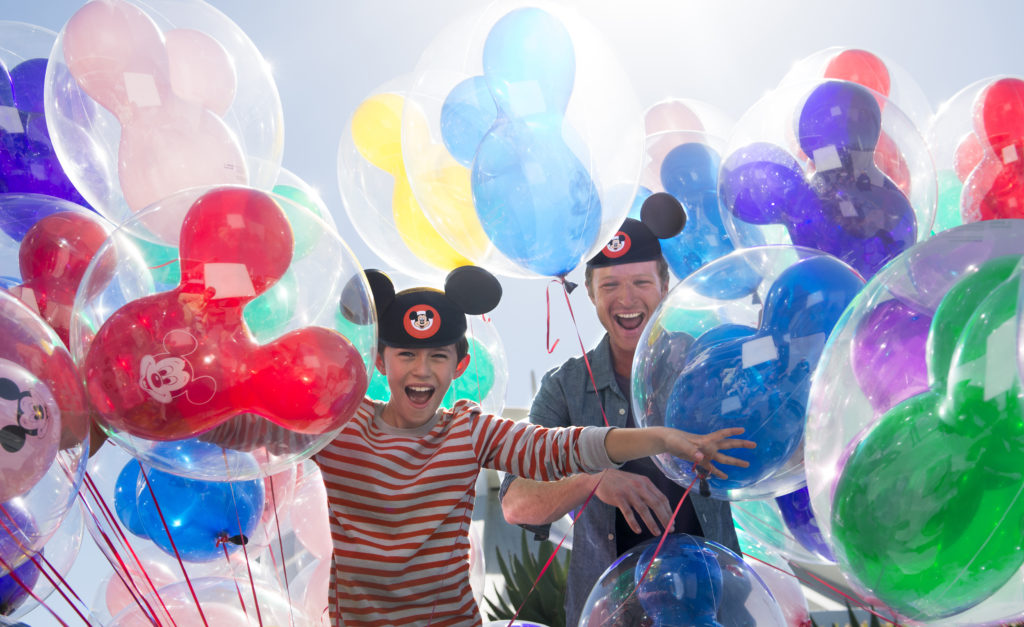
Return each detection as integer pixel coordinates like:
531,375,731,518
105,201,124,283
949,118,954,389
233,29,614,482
0,359,60,503
0,57,91,207
83,187,368,442
832,255,1024,621
665,254,864,497
61,0,247,229
440,7,601,277
961,78,1024,222
720,81,917,279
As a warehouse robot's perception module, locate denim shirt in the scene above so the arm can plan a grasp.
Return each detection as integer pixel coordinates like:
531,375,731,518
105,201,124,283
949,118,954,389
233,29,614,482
499,335,739,627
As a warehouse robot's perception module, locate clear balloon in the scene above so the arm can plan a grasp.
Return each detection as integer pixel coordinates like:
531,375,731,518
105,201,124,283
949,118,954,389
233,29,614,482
71,185,374,480
635,246,863,500
45,0,283,229
961,77,1024,222
720,80,935,280
734,529,812,627
404,1,643,278
732,496,834,566
578,534,786,626
805,220,1024,623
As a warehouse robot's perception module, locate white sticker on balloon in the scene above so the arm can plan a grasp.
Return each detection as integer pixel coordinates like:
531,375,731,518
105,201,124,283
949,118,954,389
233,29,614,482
741,336,778,369
123,72,162,108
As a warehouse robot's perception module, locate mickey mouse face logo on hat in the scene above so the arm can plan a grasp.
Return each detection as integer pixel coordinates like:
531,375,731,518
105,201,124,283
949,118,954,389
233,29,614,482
603,231,631,258
404,305,441,339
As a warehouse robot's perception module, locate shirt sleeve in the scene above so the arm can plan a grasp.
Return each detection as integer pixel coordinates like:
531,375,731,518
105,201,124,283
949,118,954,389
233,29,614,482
458,400,618,479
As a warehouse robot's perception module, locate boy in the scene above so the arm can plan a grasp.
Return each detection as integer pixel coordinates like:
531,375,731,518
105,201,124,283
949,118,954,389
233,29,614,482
315,266,753,626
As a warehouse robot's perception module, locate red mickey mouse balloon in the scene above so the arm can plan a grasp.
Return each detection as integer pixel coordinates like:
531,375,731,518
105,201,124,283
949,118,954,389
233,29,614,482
962,77,1024,221
83,187,367,441
9,211,113,347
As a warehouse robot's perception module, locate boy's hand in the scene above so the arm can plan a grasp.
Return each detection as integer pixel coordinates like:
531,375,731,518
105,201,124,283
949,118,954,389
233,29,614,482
662,427,755,480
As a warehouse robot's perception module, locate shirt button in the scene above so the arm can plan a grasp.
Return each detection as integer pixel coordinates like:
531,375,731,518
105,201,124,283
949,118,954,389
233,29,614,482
607,533,615,541
618,408,626,415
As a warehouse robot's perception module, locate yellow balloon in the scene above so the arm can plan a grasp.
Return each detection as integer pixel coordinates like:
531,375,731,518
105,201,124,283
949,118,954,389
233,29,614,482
350,92,471,271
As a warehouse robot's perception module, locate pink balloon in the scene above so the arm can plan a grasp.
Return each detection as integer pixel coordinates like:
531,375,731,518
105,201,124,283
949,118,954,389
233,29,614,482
747,559,811,627
290,558,330,625
642,100,707,192
62,0,171,118
104,561,178,618
645,100,705,136
292,464,331,560
165,29,237,116
0,358,61,502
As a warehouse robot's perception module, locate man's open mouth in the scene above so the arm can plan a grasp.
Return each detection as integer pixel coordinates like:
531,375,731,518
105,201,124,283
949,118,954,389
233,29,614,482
615,312,645,331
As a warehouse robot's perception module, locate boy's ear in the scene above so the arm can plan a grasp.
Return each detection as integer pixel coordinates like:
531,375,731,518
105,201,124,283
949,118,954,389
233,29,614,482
454,354,471,378
375,351,387,376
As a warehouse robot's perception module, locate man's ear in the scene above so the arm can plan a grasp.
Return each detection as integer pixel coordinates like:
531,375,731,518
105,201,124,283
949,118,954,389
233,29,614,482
454,354,471,378
375,351,386,377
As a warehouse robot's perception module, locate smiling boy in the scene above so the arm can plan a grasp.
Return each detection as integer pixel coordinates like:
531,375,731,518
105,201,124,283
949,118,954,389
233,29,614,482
314,266,753,626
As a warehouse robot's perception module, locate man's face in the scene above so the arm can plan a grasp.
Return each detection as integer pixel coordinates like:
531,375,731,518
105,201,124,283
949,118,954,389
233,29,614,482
588,261,667,358
376,344,467,426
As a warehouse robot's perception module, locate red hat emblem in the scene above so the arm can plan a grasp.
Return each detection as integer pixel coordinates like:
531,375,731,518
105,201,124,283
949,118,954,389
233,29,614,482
603,231,631,258
404,305,440,339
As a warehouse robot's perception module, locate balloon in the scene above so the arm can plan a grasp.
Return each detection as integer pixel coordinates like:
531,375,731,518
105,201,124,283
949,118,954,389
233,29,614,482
0,554,39,617
112,459,148,538
665,254,863,495
82,187,368,441
774,487,834,562
164,28,236,116
962,78,1024,221
721,80,931,279
440,76,496,166
291,463,331,560
732,497,834,566
635,537,723,626
823,49,891,98
850,298,931,413
0,55,91,206
136,443,264,562
831,255,1024,620
0,359,61,503
934,169,965,233
8,210,112,347
735,529,812,627
0,499,36,574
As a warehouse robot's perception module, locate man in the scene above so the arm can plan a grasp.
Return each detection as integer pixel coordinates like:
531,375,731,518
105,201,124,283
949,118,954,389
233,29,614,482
500,209,741,626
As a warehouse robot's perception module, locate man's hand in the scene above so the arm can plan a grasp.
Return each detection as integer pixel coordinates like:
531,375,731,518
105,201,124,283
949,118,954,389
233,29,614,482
663,426,756,480
595,468,674,535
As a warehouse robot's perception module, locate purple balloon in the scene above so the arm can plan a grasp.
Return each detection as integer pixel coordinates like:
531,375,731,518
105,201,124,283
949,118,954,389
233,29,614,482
851,298,931,413
798,81,882,155
719,142,814,225
0,552,38,616
775,487,834,562
0,500,36,572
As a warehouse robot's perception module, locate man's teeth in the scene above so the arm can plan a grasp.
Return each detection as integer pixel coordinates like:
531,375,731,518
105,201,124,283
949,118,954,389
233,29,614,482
618,313,642,319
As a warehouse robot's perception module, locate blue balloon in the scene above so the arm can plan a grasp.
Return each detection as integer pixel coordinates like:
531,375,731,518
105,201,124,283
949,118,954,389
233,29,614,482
798,81,882,155
775,486,834,562
0,553,39,616
626,185,653,220
666,255,864,492
440,76,496,166
472,116,600,276
688,252,763,301
635,535,723,627
719,142,816,226
136,443,264,562
113,460,148,539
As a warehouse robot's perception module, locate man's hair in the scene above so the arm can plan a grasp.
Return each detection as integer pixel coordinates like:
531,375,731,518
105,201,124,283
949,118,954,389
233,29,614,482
377,335,470,362
585,256,671,294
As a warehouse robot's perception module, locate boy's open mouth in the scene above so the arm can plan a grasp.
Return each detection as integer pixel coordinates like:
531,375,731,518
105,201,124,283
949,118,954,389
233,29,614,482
405,385,435,405
614,312,645,331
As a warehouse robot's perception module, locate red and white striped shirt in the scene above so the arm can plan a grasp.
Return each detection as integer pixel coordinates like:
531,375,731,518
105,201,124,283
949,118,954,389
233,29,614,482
314,397,616,626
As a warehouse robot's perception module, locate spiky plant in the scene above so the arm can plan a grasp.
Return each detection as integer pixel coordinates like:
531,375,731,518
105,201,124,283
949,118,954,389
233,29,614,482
484,529,568,627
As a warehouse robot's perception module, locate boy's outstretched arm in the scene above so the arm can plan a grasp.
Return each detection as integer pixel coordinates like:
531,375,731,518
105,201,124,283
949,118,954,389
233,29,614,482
604,427,755,480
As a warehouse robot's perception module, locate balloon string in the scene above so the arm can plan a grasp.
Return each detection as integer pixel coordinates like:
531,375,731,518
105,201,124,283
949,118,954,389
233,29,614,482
0,552,68,627
138,464,209,627
217,536,250,618
740,551,902,625
558,278,610,428
544,280,561,353
506,475,604,627
29,545,92,622
0,502,94,626
267,476,296,627
148,258,179,270
222,452,264,627
81,472,173,626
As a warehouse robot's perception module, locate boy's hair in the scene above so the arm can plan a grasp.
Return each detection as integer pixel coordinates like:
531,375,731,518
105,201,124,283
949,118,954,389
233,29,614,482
377,335,470,363
585,256,671,294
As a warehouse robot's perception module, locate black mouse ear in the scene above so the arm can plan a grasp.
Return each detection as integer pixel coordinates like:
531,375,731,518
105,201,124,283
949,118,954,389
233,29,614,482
340,270,392,324
640,192,687,239
445,266,502,315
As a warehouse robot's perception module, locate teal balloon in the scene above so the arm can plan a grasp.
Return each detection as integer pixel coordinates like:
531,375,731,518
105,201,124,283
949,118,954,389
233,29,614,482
366,367,390,402
244,270,298,342
443,337,495,407
132,236,180,289
272,184,329,258
933,170,964,234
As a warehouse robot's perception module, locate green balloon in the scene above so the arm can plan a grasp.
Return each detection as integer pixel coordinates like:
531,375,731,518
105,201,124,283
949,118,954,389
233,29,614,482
833,392,1024,620
273,184,329,258
366,367,391,402
442,337,495,407
933,170,965,234
926,255,1021,388
243,270,299,343
131,236,181,288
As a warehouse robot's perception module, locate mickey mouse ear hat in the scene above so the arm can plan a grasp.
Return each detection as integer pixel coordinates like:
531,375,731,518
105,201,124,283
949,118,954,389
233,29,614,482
365,266,502,348
586,192,687,268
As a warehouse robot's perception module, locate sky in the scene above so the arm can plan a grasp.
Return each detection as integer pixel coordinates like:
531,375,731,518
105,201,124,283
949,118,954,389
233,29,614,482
4,0,1024,624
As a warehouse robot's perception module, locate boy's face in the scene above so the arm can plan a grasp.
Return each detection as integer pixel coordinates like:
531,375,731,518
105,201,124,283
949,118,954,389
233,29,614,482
376,344,469,426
